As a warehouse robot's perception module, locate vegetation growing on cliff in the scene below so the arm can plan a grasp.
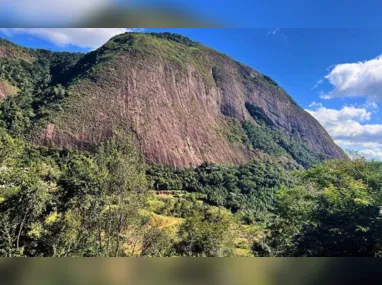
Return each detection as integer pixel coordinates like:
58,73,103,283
244,103,323,167
0,45,81,136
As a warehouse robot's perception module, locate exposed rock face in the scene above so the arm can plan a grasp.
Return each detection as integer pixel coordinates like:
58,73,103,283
35,33,345,167
213,65,344,160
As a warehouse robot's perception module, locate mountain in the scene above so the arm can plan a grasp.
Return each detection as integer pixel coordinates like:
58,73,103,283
0,33,345,168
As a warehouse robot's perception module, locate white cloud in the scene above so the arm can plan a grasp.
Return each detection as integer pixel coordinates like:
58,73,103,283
266,28,280,36
312,79,323,90
334,140,382,149
358,149,382,160
322,55,382,99
363,100,379,111
306,102,382,160
0,28,130,49
307,102,371,123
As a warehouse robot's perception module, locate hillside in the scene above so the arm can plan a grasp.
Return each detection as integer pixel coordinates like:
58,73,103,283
0,33,345,168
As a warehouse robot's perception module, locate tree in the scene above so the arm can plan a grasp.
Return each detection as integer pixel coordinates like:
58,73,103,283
259,159,382,257
141,227,175,257
50,132,148,257
252,184,317,256
95,131,148,257
295,160,382,256
51,152,106,257
0,161,60,256
0,128,24,166
176,207,235,257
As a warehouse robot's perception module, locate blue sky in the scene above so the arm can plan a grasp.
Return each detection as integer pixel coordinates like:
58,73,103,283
1,28,382,159
2,0,382,28
139,0,382,28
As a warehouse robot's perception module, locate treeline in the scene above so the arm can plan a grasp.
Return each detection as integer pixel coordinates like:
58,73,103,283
147,161,294,223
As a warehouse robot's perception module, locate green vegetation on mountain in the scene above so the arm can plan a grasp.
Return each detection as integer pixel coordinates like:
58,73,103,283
0,46,82,136
243,103,324,168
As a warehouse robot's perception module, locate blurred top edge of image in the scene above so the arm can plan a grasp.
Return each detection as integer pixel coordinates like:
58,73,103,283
1,0,382,28
0,0,223,28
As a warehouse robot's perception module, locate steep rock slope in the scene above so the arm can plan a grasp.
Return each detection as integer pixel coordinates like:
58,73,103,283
0,33,345,168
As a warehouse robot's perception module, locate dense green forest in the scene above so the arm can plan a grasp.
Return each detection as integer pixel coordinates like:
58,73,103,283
1,127,382,256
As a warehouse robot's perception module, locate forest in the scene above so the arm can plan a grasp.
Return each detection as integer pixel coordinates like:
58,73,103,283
1,128,382,256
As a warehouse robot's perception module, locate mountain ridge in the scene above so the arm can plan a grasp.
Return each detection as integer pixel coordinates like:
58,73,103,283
0,32,345,168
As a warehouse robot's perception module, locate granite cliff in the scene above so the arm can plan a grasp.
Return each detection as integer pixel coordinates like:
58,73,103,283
0,33,345,168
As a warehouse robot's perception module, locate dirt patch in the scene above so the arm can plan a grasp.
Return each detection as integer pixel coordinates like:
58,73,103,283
0,44,35,63
0,80,18,101
155,193,175,198
44,124,56,140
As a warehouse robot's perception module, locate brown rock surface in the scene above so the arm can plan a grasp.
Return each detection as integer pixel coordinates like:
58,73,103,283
34,33,345,167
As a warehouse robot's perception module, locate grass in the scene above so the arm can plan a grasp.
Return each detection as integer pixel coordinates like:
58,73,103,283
118,33,216,87
149,213,184,230
146,190,261,256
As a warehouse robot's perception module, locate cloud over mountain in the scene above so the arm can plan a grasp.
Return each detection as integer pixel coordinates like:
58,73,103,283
307,102,382,160
322,55,382,100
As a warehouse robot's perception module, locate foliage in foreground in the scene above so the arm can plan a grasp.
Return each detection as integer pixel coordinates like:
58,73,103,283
1,128,382,256
255,157,382,256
